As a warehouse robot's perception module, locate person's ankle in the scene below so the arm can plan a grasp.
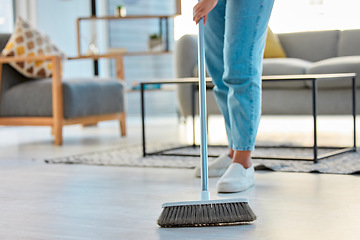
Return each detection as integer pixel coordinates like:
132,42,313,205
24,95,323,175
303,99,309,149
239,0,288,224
232,150,252,169
232,159,252,169
228,148,234,158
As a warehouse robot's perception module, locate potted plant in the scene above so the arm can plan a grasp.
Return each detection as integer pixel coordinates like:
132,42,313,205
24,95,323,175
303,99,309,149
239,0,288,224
115,4,126,17
148,34,162,51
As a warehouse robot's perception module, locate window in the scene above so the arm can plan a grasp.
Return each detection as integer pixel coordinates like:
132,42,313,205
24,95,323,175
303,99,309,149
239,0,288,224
0,0,14,33
174,0,360,39
270,0,360,33
174,0,197,40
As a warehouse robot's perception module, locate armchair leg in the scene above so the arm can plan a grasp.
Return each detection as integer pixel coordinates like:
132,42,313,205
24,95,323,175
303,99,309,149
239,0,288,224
53,124,63,145
51,56,64,146
119,113,126,136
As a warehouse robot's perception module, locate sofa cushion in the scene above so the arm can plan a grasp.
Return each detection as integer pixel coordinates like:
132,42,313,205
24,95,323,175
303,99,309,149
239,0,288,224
0,77,125,118
338,29,360,57
262,58,312,89
278,30,339,62
306,56,360,89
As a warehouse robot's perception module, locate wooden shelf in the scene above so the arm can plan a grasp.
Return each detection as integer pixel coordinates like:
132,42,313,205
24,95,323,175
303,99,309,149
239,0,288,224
68,53,126,60
77,14,179,21
68,51,172,61
75,0,182,79
76,15,177,56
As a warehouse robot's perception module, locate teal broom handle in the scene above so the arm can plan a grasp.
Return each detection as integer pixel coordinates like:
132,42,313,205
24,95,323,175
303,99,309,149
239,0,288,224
198,17,209,198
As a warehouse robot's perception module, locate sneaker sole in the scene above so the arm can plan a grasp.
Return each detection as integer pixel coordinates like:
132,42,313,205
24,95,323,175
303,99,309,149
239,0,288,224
217,182,255,193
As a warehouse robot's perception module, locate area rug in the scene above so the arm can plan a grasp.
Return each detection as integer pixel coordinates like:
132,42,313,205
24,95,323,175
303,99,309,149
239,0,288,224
45,143,360,175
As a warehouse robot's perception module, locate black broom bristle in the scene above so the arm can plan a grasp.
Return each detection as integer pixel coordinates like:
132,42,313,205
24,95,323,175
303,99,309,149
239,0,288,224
158,202,256,228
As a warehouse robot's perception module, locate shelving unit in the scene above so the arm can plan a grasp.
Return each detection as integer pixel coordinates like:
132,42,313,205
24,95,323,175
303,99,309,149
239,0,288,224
76,14,179,56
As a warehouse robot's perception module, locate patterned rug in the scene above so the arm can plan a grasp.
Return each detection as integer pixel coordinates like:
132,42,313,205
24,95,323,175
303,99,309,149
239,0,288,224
45,143,360,175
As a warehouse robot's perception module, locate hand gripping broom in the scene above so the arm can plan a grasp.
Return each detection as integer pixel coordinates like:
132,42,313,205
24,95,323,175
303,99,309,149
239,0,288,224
157,13,257,228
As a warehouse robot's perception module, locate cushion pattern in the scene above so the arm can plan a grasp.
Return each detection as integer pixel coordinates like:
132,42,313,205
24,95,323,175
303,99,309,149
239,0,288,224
1,17,66,78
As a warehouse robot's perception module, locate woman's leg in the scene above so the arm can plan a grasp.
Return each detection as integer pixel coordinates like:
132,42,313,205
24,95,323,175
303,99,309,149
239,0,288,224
224,0,274,159
217,0,274,193
204,0,233,150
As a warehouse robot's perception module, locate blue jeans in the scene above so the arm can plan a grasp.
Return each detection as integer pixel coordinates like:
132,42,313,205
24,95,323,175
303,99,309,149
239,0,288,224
205,0,274,151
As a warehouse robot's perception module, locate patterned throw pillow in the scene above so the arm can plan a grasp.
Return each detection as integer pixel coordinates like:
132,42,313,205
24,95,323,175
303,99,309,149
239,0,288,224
1,17,66,78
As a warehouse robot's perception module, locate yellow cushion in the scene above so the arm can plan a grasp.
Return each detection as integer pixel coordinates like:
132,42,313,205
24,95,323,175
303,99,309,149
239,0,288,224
1,17,65,78
264,28,286,58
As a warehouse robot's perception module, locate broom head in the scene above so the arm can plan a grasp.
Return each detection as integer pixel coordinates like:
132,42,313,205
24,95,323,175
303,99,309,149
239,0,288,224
158,198,256,227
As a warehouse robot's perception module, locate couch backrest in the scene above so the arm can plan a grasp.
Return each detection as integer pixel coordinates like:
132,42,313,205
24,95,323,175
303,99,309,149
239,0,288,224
338,29,360,57
0,33,29,95
278,30,340,62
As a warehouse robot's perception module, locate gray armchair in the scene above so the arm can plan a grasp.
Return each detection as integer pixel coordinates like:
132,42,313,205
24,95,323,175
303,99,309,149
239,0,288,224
0,34,126,145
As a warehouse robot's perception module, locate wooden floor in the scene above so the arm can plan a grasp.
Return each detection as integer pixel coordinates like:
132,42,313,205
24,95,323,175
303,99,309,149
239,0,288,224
0,115,359,240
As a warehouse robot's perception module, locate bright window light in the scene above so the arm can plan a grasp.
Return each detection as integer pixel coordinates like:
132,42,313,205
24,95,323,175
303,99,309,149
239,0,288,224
174,0,198,40
270,0,360,33
174,0,360,39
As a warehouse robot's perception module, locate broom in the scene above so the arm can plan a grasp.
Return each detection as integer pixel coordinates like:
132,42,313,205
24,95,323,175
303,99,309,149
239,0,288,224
157,11,257,228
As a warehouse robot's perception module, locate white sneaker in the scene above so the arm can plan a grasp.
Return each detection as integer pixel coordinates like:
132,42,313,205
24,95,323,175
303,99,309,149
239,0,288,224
217,163,255,193
194,153,233,178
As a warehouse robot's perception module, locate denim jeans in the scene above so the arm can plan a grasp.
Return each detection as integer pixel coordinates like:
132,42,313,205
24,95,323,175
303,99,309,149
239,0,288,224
205,0,274,151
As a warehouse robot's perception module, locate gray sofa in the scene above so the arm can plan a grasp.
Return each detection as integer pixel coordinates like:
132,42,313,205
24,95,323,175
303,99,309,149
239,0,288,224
175,30,360,116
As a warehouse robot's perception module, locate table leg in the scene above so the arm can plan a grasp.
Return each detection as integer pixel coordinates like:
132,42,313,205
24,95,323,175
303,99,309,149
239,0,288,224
312,79,318,163
192,83,196,147
352,77,357,149
165,17,169,51
141,83,146,157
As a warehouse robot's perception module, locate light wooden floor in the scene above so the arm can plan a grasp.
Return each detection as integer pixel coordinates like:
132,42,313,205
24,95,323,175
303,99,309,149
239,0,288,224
0,115,359,240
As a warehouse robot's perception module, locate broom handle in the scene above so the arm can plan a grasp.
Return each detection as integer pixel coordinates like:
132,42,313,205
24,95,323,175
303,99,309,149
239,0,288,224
198,17,210,200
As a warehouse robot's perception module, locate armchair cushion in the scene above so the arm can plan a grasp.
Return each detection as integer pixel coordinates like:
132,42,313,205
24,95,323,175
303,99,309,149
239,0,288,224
0,77,125,118
1,17,65,78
